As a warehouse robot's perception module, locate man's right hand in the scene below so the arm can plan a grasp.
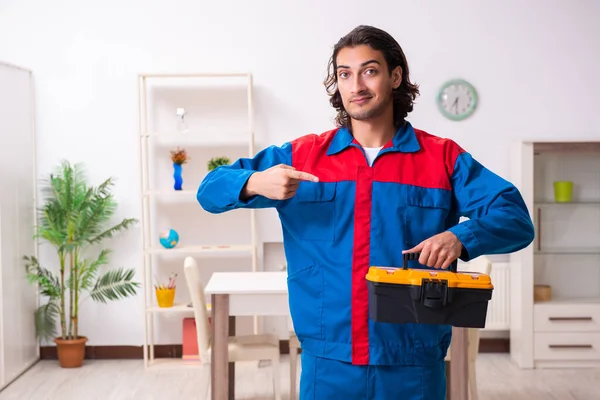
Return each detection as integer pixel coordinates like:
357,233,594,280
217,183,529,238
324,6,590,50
242,164,319,200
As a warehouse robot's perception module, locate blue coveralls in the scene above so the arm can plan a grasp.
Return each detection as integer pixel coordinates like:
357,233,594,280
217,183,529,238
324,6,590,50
197,122,535,399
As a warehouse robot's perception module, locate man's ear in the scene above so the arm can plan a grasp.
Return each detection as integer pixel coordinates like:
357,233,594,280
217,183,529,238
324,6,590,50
391,66,402,89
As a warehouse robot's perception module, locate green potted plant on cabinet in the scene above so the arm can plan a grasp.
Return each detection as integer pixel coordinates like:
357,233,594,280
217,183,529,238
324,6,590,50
23,161,140,368
207,156,230,171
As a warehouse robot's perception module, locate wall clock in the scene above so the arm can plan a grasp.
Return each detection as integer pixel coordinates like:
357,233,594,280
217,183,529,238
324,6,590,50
436,79,478,121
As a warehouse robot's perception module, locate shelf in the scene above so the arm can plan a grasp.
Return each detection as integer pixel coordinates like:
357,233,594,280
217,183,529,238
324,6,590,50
140,72,251,79
144,190,196,198
146,244,254,255
146,303,193,314
138,72,258,368
140,132,250,147
535,248,600,255
535,297,600,305
512,140,600,369
535,201,600,206
146,302,212,314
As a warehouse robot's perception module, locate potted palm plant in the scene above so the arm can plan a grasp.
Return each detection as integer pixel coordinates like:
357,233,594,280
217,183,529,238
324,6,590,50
23,161,140,368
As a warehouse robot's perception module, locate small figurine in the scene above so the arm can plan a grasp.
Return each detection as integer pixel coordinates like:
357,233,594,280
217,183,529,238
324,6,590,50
176,107,188,133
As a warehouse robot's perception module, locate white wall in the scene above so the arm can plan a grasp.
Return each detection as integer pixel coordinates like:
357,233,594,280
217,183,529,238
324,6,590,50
0,0,599,346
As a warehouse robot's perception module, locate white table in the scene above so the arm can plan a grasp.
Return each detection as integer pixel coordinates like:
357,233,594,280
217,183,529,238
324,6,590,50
204,271,289,400
204,271,468,400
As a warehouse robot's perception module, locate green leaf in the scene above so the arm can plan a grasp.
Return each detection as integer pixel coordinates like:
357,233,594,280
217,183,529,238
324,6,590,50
78,249,111,292
34,300,60,342
90,268,140,304
23,255,61,299
86,217,138,245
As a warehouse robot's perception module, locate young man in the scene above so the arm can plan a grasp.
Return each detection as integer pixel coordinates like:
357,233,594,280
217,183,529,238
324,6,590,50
197,25,534,399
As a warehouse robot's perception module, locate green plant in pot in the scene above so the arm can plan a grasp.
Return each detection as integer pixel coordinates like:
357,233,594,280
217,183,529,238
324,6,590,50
207,156,230,171
23,161,140,368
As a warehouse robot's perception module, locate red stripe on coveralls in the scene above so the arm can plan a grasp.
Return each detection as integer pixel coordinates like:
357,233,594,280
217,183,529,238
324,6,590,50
373,130,465,188
351,165,373,365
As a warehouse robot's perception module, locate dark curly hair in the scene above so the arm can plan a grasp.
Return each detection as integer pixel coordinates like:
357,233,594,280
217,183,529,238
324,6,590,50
324,25,420,129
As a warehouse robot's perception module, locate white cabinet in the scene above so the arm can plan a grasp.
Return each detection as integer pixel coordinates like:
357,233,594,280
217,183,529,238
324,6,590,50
0,61,38,389
510,141,600,369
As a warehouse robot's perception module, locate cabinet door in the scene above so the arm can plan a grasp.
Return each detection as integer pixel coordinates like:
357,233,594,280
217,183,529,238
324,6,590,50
0,62,38,390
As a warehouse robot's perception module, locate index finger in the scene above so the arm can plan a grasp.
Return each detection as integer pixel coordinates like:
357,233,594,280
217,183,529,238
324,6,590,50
402,241,424,254
286,169,319,182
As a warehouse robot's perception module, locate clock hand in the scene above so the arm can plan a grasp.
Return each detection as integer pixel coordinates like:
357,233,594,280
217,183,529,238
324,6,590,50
452,97,459,114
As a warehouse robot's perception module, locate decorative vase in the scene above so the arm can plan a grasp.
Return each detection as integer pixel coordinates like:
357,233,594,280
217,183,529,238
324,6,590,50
54,336,88,368
173,163,183,190
553,181,573,203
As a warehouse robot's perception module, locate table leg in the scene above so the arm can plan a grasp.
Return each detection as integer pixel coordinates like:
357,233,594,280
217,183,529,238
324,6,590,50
211,294,229,400
229,316,236,399
445,361,451,400
450,327,468,400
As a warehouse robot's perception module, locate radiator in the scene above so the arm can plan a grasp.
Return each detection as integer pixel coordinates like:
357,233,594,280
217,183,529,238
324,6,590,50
484,262,510,330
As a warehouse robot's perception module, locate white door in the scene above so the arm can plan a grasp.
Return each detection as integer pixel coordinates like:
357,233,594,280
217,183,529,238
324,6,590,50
0,61,39,390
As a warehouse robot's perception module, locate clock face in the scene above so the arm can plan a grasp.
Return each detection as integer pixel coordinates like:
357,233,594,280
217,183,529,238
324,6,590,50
436,79,478,121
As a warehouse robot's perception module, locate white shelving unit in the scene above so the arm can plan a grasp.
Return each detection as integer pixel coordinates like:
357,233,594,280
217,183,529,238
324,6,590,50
510,141,600,369
137,72,258,368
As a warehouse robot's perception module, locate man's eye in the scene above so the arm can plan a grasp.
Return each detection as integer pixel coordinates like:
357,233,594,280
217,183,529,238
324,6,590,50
338,72,349,78
365,69,377,75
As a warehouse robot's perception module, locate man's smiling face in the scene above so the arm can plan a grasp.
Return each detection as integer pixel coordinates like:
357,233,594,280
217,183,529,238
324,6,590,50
335,44,402,122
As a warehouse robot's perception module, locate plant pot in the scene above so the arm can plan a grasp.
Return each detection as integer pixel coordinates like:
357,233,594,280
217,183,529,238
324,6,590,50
173,163,183,191
54,336,88,368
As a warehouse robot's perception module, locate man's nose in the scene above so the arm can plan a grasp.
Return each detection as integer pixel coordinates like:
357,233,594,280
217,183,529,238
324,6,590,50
351,75,367,94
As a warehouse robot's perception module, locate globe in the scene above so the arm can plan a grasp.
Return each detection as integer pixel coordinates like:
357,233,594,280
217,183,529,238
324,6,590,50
159,229,179,249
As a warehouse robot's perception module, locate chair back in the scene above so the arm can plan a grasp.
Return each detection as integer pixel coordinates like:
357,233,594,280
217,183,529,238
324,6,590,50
459,255,492,276
183,256,211,364
459,255,492,359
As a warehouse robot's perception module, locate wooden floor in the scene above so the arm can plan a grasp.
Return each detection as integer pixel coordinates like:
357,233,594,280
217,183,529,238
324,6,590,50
0,354,599,399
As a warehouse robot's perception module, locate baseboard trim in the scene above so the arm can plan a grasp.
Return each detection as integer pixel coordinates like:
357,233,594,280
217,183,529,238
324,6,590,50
40,338,508,360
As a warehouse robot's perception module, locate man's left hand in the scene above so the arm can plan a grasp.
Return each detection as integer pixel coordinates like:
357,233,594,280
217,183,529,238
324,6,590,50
402,231,463,270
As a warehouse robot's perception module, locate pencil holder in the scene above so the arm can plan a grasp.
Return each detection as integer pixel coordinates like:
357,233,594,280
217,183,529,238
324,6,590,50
156,287,176,308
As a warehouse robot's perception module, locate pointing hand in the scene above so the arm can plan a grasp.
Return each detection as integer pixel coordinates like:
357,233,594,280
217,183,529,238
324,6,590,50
243,164,319,200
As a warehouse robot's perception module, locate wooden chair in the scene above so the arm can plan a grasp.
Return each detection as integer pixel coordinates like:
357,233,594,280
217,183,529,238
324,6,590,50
183,256,282,400
288,316,300,400
445,256,492,400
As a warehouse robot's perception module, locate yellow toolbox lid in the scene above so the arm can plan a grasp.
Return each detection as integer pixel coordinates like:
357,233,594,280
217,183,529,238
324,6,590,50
366,266,493,289
365,252,493,290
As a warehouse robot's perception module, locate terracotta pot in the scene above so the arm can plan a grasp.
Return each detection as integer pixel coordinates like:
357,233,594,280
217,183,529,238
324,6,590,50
54,336,88,368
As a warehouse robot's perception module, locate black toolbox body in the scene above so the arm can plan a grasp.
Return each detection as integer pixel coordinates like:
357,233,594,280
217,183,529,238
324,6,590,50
366,252,494,328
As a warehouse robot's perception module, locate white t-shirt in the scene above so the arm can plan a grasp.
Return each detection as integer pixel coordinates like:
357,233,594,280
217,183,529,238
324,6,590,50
363,146,383,167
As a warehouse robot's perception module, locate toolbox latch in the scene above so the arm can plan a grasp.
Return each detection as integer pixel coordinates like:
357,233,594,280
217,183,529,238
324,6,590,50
420,279,449,309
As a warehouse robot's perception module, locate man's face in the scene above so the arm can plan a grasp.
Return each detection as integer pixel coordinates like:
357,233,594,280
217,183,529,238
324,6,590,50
335,44,402,122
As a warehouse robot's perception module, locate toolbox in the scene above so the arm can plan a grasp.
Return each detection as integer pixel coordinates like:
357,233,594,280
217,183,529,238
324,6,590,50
366,252,493,328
